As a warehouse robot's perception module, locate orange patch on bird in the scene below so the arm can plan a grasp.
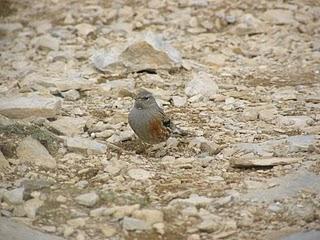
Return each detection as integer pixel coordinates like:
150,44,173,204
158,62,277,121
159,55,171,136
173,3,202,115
149,118,168,142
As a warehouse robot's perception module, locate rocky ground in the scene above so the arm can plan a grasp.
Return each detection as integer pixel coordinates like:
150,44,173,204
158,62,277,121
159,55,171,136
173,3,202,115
0,0,320,240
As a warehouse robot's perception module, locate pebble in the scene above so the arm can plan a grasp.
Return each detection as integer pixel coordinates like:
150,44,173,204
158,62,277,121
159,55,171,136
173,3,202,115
127,168,153,180
61,89,80,101
122,217,151,231
75,192,99,207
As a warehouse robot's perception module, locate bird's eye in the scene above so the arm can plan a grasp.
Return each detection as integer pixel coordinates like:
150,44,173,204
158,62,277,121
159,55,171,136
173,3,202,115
143,96,150,100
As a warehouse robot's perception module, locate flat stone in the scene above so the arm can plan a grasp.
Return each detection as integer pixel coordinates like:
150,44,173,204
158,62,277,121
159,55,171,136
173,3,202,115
16,136,56,169
0,95,61,119
65,137,107,154
272,88,297,101
281,230,320,240
277,116,314,129
0,22,23,32
49,117,87,136
262,9,296,25
34,34,60,51
75,192,99,207
127,168,153,180
24,198,44,218
3,187,25,205
75,23,96,36
231,157,301,168
112,204,140,218
172,96,187,107
0,150,10,171
122,217,151,231
99,224,117,237
169,194,213,207
99,78,135,92
92,32,181,75
242,168,320,202
61,90,80,101
0,217,65,240
185,71,219,99
132,209,164,224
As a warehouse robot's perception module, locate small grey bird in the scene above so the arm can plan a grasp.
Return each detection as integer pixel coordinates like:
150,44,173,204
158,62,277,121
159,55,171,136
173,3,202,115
128,89,185,145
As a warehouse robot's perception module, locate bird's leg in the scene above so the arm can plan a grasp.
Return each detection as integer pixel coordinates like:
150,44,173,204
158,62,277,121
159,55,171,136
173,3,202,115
136,139,147,154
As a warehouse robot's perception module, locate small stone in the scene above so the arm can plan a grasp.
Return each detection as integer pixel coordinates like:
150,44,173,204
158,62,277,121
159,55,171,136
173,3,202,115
277,116,314,129
169,194,213,207
127,168,153,180
262,9,296,25
99,224,117,237
0,150,10,171
112,204,140,218
258,108,278,121
34,34,60,51
272,87,297,101
61,90,80,101
153,222,165,235
95,130,114,139
231,157,301,168
75,192,99,207
3,187,25,205
0,95,61,119
90,207,108,217
56,195,67,203
132,209,164,224
185,71,219,99
24,198,44,218
100,79,135,92
16,136,56,169
197,219,219,233
75,180,89,189
65,136,107,154
172,96,187,107
67,218,88,228
75,23,96,36
122,217,151,231
41,225,57,233
242,108,258,121
49,117,87,136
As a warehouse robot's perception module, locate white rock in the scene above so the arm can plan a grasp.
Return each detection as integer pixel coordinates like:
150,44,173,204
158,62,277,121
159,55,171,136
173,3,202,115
272,87,297,101
127,168,153,180
75,192,99,207
49,117,87,136
172,96,187,107
99,224,117,237
277,116,314,129
0,95,61,119
132,209,164,224
67,218,88,228
75,23,96,36
24,198,44,218
65,137,107,154
61,90,80,101
242,108,258,121
16,136,56,169
92,32,181,75
34,34,60,51
0,22,23,32
185,71,219,99
0,150,10,171
169,194,213,207
100,79,135,92
122,217,151,231
3,187,25,205
262,9,296,25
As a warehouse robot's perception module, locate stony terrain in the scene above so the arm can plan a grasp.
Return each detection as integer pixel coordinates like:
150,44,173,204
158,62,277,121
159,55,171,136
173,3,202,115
0,0,320,240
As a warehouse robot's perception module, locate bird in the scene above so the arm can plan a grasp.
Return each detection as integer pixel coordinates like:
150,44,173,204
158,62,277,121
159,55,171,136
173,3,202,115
128,89,186,146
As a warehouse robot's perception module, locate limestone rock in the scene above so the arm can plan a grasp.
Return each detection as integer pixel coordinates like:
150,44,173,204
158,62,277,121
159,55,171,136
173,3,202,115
127,168,153,180
0,95,61,119
262,9,297,25
92,32,181,75
65,136,107,154
0,150,10,171
132,209,164,224
61,90,80,101
75,192,99,207
3,187,24,205
185,71,219,99
49,117,87,136
34,34,60,51
17,136,56,168
122,217,151,231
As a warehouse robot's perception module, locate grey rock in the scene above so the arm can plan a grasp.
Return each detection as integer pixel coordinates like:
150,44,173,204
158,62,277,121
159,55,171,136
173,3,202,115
61,90,80,101
34,34,60,51
172,96,187,107
49,117,87,136
99,78,135,92
75,23,96,36
277,116,314,129
75,192,99,207
65,136,107,154
0,217,65,240
0,22,23,32
132,209,164,224
16,136,56,169
262,9,297,25
0,95,61,119
231,157,301,168
122,217,151,231
169,194,213,207
24,198,44,218
242,168,320,202
127,168,154,180
281,231,320,240
0,150,10,171
3,187,25,205
185,71,219,99
92,32,181,75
